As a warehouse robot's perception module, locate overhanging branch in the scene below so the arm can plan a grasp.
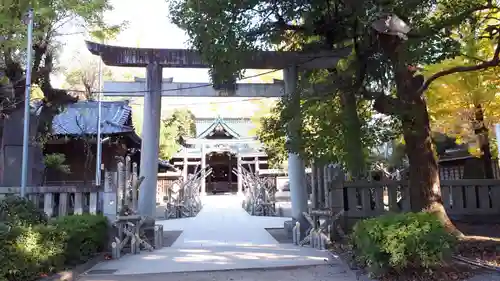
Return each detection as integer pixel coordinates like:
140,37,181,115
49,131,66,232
418,37,500,94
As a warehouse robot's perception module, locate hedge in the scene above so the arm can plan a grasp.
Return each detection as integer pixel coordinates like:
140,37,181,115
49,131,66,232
350,212,457,276
0,213,108,281
0,195,48,227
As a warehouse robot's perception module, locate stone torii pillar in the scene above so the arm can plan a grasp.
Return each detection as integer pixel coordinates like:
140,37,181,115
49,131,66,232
284,65,308,230
138,62,163,216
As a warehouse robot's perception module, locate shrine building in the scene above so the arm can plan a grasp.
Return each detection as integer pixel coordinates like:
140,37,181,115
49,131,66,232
170,116,269,195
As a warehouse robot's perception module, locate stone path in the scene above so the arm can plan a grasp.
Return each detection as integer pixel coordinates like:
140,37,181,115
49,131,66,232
79,194,357,280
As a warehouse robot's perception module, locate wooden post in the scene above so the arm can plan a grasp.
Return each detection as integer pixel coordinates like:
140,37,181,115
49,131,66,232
311,161,317,209
254,156,260,174
58,193,68,217
317,165,324,207
132,163,138,211
125,156,131,206
237,156,243,194
89,192,98,214
74,192,84,215
28,194,40,208
323,165,330,208
103,171,118,221
183,147,188,182
43,193,54,217
117,160,125,212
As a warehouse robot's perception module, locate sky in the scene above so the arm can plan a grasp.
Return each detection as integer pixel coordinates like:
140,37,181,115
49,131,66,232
53,0,281,118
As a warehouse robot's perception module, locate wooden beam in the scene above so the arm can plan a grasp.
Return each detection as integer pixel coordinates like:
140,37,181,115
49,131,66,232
0,186,103,194
241,160,268,165
173,161,201,165
104,81,284,97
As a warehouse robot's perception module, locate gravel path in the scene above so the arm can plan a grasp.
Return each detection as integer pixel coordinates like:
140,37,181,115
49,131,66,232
78,264,358,281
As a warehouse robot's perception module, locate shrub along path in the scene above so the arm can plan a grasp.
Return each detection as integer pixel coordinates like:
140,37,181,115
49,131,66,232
331,213,500,281
0,196,108,281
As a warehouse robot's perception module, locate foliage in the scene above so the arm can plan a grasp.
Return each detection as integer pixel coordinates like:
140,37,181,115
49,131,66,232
256,101,288,168
0,224,66,281
0,0,126,132
0,196,47,227
161,108,197,159
351,212,457,276
257,91,399,171
169,0,490,85
425,27,500,158
44,153,71,174
0,214,108,281
134,107,196,160
63,53,115,101
49,214,108,265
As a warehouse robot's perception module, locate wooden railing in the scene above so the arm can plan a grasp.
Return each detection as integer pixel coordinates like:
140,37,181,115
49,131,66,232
341,179,500,217
0,185,101,218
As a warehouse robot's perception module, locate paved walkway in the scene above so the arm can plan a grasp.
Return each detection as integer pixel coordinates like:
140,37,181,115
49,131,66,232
80,194,356,280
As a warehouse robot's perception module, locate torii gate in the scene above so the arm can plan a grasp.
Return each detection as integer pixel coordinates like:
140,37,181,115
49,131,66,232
85,41,349,228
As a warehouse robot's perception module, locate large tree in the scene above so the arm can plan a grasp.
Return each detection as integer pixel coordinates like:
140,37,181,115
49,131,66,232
0,0,124,132
169,0,500,232
63,52,114,101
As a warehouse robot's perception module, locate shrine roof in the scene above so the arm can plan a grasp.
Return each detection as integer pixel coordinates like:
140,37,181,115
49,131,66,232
52,101,134,135
195,117,256,139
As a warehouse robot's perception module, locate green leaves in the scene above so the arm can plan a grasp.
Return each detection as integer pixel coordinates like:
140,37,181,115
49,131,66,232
159,108,196,160
351,212,457,276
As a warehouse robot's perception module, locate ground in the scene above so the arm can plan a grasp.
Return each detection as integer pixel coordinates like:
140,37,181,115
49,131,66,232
77,195,500,281
78,194,358,280
79,264,351,281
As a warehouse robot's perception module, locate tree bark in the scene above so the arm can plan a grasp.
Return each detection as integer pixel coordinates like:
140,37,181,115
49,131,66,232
339,90,366,179
372,34,462,235
473,103,494,179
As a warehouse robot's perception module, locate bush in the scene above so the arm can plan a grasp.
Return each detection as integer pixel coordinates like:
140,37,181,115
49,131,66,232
0,214,108,281
0,195,48,226
50,214,108,265
0,224,66,281
350,212,457,275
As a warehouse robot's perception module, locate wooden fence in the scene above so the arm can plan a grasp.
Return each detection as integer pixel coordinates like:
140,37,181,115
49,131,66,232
0,185,101,218
338,179,500,218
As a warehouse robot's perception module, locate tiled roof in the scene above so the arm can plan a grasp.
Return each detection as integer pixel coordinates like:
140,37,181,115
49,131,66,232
52,101,133,135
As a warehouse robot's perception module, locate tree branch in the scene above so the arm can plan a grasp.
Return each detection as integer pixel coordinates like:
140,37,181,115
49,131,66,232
363,89,401,116
408,4,497,38
418,37,500,94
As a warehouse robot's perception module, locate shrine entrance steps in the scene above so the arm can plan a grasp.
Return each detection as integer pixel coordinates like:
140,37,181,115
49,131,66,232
80,194,356,279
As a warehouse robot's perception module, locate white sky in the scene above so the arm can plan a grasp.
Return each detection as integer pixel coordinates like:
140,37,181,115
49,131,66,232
53,0,281,118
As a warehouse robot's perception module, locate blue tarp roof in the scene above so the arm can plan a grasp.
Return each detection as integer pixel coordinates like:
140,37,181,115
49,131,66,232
52,101,133,135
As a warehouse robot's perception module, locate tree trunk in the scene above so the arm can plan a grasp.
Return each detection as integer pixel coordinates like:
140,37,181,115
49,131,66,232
339,90,366,179
473,103,494,179
372,34,462,235
397,68,462,236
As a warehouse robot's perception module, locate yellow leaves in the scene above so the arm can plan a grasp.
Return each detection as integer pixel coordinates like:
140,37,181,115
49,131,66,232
425,32,500,143
31,84,45,102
